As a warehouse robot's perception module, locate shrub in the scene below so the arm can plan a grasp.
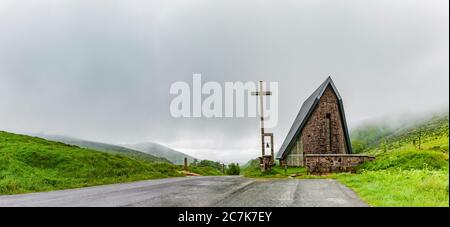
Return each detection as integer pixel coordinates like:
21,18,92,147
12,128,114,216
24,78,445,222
226,163,240,175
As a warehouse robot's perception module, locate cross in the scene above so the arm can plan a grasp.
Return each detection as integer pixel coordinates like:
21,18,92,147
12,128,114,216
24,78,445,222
251,81,273,160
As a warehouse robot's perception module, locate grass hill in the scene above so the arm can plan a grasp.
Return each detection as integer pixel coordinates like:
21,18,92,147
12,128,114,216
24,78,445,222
125,142,197,165
34,134,171,164
349,112,449,172
351,112,449,154
189,159,224,175
339,111,449,206
0,131,182,194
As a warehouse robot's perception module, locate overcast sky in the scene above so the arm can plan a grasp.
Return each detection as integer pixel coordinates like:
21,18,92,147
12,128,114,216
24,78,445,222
0,0,448,163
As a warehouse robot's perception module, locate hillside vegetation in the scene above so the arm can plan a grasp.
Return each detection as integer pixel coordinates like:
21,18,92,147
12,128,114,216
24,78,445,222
186,160,241,176
351,113,449,154
0,131,183,194
188,160,224,176
339,112,449,207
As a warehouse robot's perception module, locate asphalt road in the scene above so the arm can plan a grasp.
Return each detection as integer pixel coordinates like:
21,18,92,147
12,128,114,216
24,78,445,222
0,176,368,207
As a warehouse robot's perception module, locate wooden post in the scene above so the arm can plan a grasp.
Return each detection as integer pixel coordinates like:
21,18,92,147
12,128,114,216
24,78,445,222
418,130,421,150
184,157,188,171
222,163,225,173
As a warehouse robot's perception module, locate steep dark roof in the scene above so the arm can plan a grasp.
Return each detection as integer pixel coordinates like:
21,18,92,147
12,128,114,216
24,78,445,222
276,76,353,159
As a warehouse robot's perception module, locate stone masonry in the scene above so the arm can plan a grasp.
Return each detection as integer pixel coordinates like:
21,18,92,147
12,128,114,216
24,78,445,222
286,85,347,166
305,154,375,175
301,86,347,154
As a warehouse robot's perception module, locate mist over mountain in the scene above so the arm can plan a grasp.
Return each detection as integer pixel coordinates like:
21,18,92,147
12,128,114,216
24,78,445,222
350,110,449,153
0,0,447,163
33,134,171,164
125,142,197,165
350,105,449,131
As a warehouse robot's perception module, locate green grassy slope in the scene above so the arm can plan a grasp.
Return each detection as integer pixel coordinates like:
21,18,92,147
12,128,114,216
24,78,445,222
0,131,183,194
336,169,448,207
351,113,449,154
350,113,449,172
338,112,449,207
188,160,225,176
35,134,171,163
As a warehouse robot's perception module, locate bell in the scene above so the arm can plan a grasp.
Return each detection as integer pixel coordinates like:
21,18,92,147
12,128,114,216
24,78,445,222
266,142,270,148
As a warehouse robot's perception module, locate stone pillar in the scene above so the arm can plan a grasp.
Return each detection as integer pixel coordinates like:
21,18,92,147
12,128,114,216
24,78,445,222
260,155,273,172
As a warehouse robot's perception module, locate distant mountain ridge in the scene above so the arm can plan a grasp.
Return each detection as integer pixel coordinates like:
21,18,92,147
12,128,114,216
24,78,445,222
32,134,171,164
125,142,196,165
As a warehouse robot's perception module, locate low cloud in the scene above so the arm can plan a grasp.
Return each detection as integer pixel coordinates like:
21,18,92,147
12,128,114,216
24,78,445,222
0,0,448,162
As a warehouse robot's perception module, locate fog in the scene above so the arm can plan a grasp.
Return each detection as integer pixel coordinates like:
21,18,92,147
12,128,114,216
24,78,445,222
0,0,448,163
